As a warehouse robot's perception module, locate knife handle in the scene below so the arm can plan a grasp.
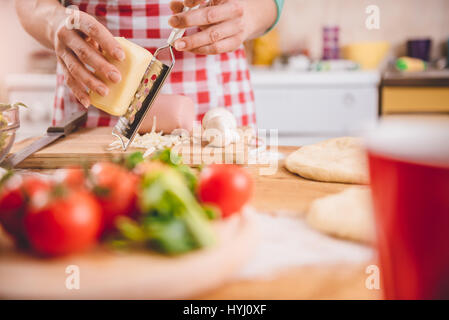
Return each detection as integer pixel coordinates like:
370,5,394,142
47,110,87,136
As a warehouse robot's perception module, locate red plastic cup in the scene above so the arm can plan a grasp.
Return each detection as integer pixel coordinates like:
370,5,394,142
366,116,449,300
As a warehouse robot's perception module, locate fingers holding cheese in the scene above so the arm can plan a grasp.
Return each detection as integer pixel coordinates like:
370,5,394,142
61,62,90,108
63,31,122,84
53,11,125,108
75,13,126,62
58,45,108,96
66,78,90,109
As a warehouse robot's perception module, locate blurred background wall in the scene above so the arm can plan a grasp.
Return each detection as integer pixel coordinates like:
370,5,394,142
0,0,44,101
1,0,448,101
278,0,449,59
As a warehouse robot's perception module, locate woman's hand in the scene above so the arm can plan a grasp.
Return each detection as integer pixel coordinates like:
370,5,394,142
169,0,247,55
169,0,277,55
51,10,125,107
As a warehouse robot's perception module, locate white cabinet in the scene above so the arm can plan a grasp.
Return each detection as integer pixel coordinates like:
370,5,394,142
251,70,380,145
5,71,380,146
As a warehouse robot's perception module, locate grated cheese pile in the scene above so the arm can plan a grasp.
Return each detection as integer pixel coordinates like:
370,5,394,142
108,117,190,158
108,117,282,164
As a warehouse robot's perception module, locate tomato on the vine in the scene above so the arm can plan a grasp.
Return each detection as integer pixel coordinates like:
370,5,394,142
198,164,253,218
90,162,139,235
54,166,86,189
25,188,101,256
0,176,51,245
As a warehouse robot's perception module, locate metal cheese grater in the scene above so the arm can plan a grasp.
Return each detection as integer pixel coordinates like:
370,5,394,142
112,4,203,150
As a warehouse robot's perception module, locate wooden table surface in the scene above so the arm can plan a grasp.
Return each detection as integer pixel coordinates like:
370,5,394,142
6,128,381,299
197,164,380,300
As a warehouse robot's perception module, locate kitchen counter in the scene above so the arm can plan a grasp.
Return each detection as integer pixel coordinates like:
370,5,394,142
6,128,381,299
197,162,379,300
250,69,380,146
382,69,449,87
250,68,381,87
380,69,449,115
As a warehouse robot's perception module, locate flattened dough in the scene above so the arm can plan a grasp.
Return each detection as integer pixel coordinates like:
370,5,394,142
306,187,375,244
285,137,368,184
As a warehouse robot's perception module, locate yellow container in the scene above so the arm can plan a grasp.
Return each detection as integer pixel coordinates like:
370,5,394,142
342,41,390,70
252,30,280,66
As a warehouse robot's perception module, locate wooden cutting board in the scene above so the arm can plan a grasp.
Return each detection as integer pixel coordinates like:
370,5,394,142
10,127,261,169
10,127,150,169
0,215,256,299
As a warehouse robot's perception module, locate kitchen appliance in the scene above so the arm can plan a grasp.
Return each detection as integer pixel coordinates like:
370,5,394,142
113,4,203,151
366,116,449,299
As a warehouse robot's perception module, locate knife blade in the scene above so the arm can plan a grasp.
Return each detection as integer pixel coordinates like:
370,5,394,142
1,110,87,169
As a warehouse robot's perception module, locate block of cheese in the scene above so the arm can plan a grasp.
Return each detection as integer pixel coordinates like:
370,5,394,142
90,37,153,116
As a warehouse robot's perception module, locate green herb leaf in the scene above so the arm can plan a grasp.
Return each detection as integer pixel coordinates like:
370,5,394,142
116,217,147,242
202,204,221,220
125,151,145,170
12,102,28,109
144,216,198,255
151,149,181,166
0,170,14,187
111,149,216,256
93,185,110,197
0,102,28,112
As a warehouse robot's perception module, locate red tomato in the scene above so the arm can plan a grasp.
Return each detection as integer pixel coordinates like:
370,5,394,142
90,162,139,235
0,176,51,245
198,164,253,218
24,188,101,256
54,167,86,188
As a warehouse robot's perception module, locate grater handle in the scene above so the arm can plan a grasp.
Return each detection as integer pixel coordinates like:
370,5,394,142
167,28,188,46
167,2,209,45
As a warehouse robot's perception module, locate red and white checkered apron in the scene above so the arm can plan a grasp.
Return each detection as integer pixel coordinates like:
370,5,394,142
54,0,256,128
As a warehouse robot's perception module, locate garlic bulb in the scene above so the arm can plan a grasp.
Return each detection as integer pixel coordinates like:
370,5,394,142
202,107,240,147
